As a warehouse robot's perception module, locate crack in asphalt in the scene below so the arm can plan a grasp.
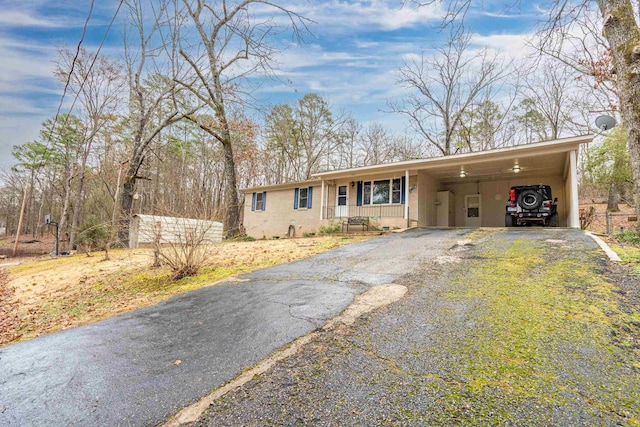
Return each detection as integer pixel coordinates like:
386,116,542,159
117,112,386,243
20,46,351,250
356,343,462,387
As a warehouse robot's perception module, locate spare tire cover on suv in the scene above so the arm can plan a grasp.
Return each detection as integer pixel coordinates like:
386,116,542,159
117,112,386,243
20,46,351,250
518,189,542,210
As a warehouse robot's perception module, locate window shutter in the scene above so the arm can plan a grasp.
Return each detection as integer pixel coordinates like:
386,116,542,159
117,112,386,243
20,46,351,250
294,188,299,210
401,176,406,204
262,191,267,211
307,187,313,208
252,192,256,211
356,181,363,206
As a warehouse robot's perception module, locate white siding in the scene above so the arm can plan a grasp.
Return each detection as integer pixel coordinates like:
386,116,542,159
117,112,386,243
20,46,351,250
129,215,223,248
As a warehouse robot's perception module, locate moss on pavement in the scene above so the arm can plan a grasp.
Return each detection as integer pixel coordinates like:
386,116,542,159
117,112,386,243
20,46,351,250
195,229,640,426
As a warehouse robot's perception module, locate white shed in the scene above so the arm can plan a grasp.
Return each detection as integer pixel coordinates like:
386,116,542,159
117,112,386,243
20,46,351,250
129,214,223,248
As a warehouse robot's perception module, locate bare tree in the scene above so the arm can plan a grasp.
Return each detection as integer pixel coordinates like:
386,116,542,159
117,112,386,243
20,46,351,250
173,0,309,238
394,136,427,160
264,103,299,184
514,60,582,142
295,94,344,178
537,0,640,228
334,116,362,169
55,48,125,249
119,0,200,246
389,25,509,156
359,123,398,166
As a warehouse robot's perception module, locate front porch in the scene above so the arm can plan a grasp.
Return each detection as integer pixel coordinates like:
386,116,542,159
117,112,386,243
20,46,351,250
319,174,412,231
323,204,406,220
322,203,410,231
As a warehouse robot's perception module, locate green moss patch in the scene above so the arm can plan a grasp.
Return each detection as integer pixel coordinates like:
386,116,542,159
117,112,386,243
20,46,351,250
438,238,640,424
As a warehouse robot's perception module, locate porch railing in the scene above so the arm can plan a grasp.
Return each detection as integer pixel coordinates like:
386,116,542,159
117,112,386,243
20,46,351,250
323,204,405,219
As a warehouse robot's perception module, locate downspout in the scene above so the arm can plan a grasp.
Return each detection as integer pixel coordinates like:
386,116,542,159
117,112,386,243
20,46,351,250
320,179,325,221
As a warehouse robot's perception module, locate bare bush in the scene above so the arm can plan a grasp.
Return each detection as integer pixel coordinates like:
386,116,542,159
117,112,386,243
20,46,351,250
153,219,221,280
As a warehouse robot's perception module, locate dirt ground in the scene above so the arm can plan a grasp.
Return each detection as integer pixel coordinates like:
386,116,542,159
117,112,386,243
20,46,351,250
0,235,372,346
582,202,638,234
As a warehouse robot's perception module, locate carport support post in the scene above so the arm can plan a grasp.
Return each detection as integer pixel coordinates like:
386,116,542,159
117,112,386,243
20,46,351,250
569,150,580,228
404,170,409,223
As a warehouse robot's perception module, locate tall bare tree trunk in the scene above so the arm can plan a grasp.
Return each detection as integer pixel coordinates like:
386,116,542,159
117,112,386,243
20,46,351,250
221,138,240,237
597,0,640,229
118,156,140,247
69,166,87,249
607,182,620,211
58,172,74,250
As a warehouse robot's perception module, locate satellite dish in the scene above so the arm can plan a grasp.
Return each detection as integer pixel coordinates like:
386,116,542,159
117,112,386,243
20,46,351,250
595,115,617,131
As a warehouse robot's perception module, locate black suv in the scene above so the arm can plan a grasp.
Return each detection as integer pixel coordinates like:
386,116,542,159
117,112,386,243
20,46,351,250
505,185,559,227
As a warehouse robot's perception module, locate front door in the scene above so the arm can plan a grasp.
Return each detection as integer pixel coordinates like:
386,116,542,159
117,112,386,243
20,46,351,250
465,194,482,227
336,185,348,217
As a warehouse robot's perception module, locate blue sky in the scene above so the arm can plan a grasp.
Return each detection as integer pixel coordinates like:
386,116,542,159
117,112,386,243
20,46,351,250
0,0,544,171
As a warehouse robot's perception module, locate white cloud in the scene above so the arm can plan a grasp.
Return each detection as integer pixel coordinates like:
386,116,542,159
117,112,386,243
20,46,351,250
0,11,65,28
272,44,385,71
0,43,57,83
470,32,536,59
256,0,444,33
0,36,60,117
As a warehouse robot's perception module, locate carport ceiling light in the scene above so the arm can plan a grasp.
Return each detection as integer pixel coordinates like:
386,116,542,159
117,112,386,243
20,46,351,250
459,169,466,178
513,164,521,173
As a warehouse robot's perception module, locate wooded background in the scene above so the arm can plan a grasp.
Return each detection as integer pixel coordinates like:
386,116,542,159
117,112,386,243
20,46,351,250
1,0,637,249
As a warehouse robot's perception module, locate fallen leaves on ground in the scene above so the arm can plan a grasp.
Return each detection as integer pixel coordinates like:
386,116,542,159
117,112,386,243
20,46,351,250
0,269,19,343
0,235,372,347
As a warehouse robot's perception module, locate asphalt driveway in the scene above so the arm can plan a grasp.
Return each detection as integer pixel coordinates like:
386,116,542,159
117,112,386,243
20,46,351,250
0,228,468,426
195,228,640,426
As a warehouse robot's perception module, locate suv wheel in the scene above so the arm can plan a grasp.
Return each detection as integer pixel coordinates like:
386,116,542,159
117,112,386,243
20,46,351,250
505,213,514,227
518,189,542,210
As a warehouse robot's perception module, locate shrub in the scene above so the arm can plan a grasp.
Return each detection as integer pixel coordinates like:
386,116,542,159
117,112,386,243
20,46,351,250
156,221,218,280
319,220,341,235
76,217,111,252
612,230,640,246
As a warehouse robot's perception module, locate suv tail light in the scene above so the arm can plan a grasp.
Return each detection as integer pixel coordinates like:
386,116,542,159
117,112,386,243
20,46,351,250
509,189,516,202
543,201,551,208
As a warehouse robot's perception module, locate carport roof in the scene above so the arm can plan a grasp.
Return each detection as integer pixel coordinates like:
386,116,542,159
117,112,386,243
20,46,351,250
312,135,592,184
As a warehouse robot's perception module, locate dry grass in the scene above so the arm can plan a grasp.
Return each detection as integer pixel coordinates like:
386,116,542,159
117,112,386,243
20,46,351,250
0,235,371,346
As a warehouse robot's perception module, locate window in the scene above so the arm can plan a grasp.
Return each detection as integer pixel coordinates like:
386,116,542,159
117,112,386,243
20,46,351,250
373,180,390,204
299,188,308,209
392,179,401,204
252,191,266,211
358,178,404,205
337,186,347,206
363,182,371,205
294,186,313,209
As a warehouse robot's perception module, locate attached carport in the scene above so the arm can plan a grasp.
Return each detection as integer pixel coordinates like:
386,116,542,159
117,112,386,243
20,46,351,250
313,135,591,229
409,135,591,228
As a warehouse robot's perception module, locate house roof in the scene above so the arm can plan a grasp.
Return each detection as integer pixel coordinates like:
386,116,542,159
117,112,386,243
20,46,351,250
241,135,593,192
241,179,322,193
312,135,592,184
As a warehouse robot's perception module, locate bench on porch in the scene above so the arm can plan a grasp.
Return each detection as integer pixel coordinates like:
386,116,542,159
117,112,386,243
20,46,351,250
342,216,370,232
